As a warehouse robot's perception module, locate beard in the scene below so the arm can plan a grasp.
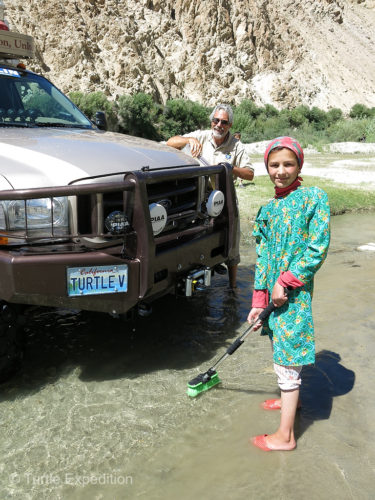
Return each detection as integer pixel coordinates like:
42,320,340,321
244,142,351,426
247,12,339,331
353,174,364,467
212,127,226,139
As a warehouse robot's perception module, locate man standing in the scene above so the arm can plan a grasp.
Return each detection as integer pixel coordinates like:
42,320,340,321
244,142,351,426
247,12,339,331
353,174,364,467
166,104,254,289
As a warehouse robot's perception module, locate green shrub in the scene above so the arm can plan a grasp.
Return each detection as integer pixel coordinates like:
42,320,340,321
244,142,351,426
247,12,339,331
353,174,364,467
69,91,117,130
159,99,209,139
263,104,279,118
349,103,374,119
257,113,292,141
65,91,375,146
116,93,162,140
287,107,308,128
235,99,262,119
326,108,343,124
364,119,375,142
326,119,368,142
306,107,328,131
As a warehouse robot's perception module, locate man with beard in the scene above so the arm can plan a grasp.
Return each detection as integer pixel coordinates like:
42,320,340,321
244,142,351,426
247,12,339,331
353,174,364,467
166,104,254,289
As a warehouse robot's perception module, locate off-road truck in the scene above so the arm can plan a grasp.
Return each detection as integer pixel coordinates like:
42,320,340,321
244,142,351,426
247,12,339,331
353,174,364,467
0,27,239,381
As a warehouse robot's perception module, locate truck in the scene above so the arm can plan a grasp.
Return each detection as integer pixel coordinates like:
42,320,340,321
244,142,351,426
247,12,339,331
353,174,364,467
0,24,239,381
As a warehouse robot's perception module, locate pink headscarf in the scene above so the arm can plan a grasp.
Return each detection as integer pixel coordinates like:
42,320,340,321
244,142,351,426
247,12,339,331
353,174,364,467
264,136,304,169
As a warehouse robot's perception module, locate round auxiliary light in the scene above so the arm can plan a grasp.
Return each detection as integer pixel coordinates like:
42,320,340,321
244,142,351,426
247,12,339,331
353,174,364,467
206,190,225,217
105,211,129,235
149,202,167,235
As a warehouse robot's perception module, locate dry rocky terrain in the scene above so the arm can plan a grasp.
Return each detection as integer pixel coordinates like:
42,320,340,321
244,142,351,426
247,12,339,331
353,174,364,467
5,0,375,111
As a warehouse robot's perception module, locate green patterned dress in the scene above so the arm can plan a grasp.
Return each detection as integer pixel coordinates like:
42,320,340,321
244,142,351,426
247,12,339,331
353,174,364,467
253,186,330,366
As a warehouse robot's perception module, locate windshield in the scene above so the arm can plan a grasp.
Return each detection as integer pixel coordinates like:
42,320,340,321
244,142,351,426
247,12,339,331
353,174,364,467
0,67,93,128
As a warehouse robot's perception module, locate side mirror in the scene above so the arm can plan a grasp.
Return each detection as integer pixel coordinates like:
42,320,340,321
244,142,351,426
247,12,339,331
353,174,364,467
95,111,108,131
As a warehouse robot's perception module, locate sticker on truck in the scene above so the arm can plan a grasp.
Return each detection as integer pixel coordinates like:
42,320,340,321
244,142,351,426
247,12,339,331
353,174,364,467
67,265,128,296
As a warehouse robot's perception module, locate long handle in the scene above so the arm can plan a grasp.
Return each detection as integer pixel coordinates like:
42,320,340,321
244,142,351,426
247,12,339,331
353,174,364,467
209,301,277,372
224,301,276,356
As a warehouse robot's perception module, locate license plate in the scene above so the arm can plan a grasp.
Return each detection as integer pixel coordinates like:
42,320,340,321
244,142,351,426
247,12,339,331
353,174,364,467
67,264,128,297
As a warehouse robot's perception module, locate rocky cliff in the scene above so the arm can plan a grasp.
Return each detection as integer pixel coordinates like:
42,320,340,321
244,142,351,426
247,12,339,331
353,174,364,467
5,0,375,111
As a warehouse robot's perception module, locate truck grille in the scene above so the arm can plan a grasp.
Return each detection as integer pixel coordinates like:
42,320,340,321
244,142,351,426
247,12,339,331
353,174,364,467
147,177,200,233
76,176,204,238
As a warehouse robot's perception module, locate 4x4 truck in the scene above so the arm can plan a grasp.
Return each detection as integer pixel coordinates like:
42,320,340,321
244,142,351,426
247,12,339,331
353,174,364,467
0,27,239,381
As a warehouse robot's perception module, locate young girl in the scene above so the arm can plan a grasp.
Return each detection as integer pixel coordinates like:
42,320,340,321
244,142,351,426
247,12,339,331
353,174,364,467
248,137,330,451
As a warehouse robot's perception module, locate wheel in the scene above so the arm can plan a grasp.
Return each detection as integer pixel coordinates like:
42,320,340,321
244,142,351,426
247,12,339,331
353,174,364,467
0,302,25,383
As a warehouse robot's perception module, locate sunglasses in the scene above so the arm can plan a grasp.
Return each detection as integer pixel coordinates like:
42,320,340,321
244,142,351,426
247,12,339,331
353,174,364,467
212,117,230,126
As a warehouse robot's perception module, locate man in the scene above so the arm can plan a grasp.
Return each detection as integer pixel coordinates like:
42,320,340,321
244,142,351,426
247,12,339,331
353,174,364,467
166,104,254,288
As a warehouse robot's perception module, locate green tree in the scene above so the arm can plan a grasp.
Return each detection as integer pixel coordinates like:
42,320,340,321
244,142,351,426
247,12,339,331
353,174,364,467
235,99,262,119
263,104,279,118
69,91,117,130
326,119,368,142
326,108,343,124
306,107,328,130
232,100,262,140
349,103,373,119
287,106,309,128
116,93,161,140
260,113,292,141
160,99,209,139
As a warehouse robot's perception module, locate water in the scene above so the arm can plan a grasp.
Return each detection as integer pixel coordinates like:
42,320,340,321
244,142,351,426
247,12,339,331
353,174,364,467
0,212,374,500
252,152,375,188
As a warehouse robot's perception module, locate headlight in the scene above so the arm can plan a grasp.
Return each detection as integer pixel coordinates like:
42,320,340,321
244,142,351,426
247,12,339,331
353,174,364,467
0,204,6,230
7,197,68,230
0,197,69,243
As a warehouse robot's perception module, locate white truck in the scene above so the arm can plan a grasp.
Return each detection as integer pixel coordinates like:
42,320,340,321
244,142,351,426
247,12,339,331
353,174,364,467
0,22,239,381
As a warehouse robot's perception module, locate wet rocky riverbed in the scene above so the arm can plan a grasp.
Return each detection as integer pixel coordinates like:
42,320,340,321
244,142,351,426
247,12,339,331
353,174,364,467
1,212,374,500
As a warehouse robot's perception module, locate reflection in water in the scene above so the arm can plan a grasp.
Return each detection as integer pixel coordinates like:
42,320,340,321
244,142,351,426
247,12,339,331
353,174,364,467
0,212,374,500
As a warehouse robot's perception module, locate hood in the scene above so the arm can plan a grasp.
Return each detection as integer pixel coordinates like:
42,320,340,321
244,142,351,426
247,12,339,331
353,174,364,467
0,128,198,189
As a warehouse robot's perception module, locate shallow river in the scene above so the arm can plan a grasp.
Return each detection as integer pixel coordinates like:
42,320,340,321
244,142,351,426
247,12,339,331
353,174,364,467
1,212,374,500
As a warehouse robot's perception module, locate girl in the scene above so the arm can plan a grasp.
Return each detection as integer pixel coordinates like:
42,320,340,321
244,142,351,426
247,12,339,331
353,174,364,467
248,137,330,451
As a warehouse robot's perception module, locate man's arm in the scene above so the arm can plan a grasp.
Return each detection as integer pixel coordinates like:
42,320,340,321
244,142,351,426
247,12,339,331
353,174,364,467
233,165,254,181
232,142,254,180
166,135,202,157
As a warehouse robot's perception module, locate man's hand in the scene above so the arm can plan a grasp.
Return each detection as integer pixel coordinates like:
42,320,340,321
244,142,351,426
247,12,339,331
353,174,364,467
271,282,288,307
247,307,265,331
166,136,202,157
188,137,202,157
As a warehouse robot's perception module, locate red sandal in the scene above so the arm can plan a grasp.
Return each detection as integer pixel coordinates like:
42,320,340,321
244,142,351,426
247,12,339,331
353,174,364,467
261,398,302,410
261,398,281,410
252,434,273,451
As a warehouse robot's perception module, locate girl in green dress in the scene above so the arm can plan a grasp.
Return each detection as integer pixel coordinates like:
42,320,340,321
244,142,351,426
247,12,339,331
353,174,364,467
248,137,330,451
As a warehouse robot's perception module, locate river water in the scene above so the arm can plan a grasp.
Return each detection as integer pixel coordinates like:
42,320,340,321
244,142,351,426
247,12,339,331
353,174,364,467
1,212,374,500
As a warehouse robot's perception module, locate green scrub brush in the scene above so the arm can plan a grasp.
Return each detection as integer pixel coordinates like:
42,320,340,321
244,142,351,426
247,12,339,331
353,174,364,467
187,301,277,397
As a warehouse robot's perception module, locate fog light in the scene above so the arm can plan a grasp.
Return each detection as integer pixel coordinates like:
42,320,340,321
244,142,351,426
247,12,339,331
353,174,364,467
105,211,129,235
149,203,167,235
206,190,225,217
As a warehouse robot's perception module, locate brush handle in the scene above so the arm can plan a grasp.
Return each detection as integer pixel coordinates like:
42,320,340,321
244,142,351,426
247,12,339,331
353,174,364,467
257,301,277,321
256,287,291,322
225,293,286,356
211,290,290,367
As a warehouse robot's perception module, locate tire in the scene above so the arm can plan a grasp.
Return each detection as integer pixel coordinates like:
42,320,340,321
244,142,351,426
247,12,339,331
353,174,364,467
0,302,24,383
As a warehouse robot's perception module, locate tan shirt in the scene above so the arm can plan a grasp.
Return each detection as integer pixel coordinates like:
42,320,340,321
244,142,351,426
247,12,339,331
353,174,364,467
184,129,253,172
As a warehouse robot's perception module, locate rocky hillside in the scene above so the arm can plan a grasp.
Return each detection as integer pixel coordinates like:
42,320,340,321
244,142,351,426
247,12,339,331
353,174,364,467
5,0,375,111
